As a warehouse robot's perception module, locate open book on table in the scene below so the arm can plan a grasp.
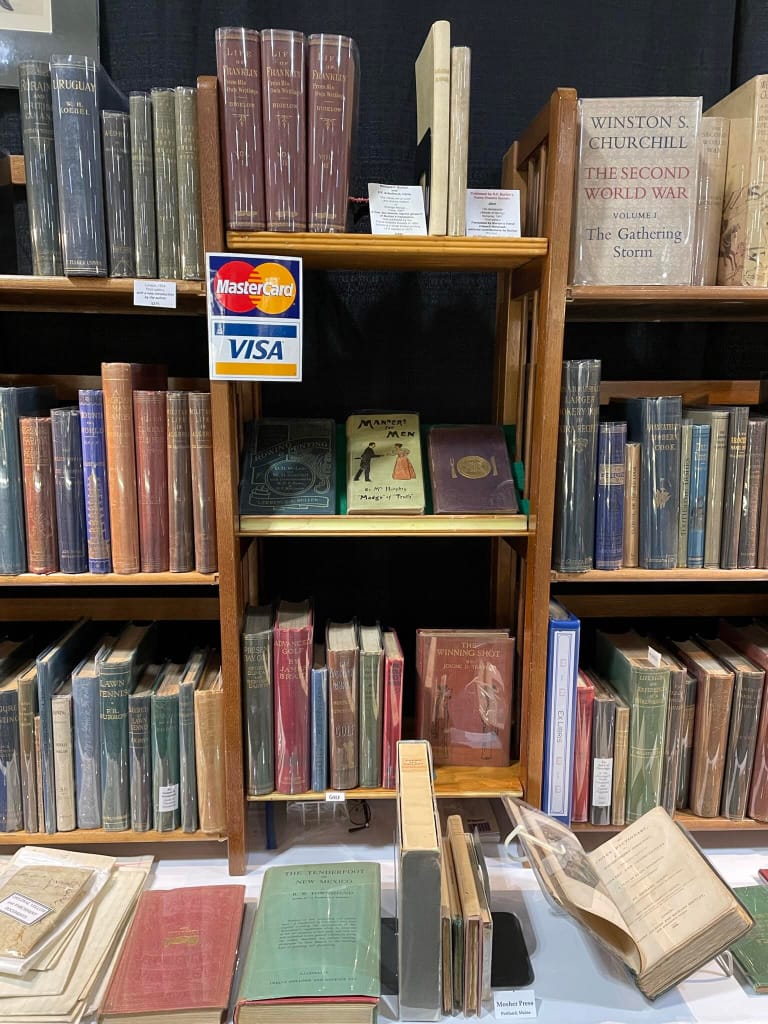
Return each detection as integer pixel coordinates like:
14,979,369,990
501,799,753,1000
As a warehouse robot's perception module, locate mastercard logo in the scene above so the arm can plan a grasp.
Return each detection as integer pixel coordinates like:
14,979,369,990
212,260,297,315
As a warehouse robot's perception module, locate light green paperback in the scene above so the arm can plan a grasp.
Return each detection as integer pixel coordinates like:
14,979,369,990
237,862,381,1004
730,885,768,992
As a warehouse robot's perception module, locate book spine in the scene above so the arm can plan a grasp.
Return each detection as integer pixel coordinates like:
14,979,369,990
134,390,169,572
310,664,328,792
17,673,38,832
381,651,404,791
589,697,615,826
720,407,749,568
18,61,63,276
195,689,225,832
738,419,767,568
34,713,44,833
72,675,101,828
632,397,682,570
571,681,593,823
19,416,58,574
129,91,157,278
0,690,22,831
675,674,698,810
625,667,670,820
687,423,710,568
261,29,307,231
689,671,734,817
677,421,693,567
611,705,629,826
722,671,764,820
622,441,640,567
167,392,194,572
307,34,357,232
101,110,135,277
659,666,685,816
215,27,266,231
152,693,180,831
594,421,626,570
0,390,27,574
52,692,76,831
328,648,359,790
542,618,579,823
746,87,768,286
151,88,180,279
274,628,312,794
51,407,88,574
78,390,112,573
101,363,139,574
704,414,729,568
174,87,204,280
552,360,601,572
447,46,470,236
179,680,198,832
692,116,729,286
99,663,132,831
241,631,274,796
128,689,152,831
49,54,107,276
359,652,383,788
188,393,217,573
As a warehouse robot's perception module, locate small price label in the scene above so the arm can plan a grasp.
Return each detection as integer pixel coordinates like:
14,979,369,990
158,783,179,811
325,791,346,803
494,989,537,1019
647,646,662,668
133,279,177,309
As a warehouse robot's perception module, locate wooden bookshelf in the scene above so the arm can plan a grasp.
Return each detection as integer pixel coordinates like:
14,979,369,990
238,513,530,537
0,571,218,586
573,814,768,835
551,568,768,583
0,828,225,845
567,284,768,321
0,274,205,315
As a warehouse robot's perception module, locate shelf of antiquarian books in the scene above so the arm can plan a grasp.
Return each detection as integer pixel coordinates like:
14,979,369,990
225,232,548,272
550,568,768,582
566,284,768,322
573,813,768,834
0,570,219,586
247,763,524,802
0,828,226,845
238,513,530,537
0,275,206,315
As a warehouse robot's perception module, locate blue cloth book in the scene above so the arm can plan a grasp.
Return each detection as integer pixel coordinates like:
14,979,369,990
542,600,580,824
311,644,328,792
72,639,112,829
78,389,112,574
687,423,711,569
0,676,22,831
594,421,626,570
51,407,88,574
239,419,336,516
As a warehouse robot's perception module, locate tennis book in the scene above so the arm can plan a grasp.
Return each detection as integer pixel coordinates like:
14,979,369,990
346,412,425,515
503,799,753,1000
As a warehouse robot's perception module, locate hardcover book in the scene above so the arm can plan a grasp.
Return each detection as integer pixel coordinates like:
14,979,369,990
273,599,313,795
571,670,595,823
241,603,274,797
652,645,688,818
261,29,307,232
174,86,204,281
571,96,701,285
542,600,580,824
151,662,182,832
346,412,425,515
676,671,698,811
415,628,515,768
415,20,451,235
16,662,38,832
102,363,140,575
133,390,169,573
588,674,616,826
738,417,767,568
684,407,729,568
686,422,710,568
327,619,359,790
307,34,358,232
730,885,768,993
719,406,749,569
127,663,158,832
101,110,135,278
310,643,328,792
151,87,180,279
19,416,58,575
188,392,217,574
427,424,520,514
239,418,336,517
179,647,206,832
128,91,157,278
622,440,641,567
215,27,266,232
194,652,225,833
677,420,693,567
691,116,729,285
51,678,76,831
447,45,471,236
358,624,384,788
78,389,112,574
446,811,487,1016
594,420,626,570
0,672,23,832
51,407,88,575
601,680,630,826
381,629,404,790
167,391,194,572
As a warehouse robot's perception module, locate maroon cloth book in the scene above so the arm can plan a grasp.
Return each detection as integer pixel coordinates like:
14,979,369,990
571,670,595,823
167,390,194,572
307,34,358,232
188,392,217,574
428,425,519,513
19,416,58,574
101,884,245,1020
381,630,404,789
415,628,515,767
134,390,169,572
273,599,313,794
261,29,306,231
216,27,266,231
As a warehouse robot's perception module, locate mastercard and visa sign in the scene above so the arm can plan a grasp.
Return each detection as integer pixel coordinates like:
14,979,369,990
206,253,303,381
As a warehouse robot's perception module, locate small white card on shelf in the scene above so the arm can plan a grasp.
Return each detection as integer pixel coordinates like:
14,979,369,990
368,184,427,235
133,279,177,309
494,989,537,1019
325,791,346,803
465,189,521,237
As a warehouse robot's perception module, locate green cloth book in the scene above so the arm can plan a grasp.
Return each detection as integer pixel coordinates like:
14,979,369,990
235,862,380,1023
731,885,768,992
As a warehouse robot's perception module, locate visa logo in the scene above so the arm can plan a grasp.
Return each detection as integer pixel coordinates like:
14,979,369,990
229,339,285,361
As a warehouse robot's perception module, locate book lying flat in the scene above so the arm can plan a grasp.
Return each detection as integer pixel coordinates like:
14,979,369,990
730,884,768,992
502,799,753,1000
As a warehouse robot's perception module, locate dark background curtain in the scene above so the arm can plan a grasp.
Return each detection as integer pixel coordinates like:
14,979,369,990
0,0,762,687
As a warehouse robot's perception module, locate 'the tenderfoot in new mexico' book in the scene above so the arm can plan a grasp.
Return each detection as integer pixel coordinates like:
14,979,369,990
346,412,425,515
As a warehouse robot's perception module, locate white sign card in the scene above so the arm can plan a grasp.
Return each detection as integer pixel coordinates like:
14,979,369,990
368,183,428,235
465,189,522,237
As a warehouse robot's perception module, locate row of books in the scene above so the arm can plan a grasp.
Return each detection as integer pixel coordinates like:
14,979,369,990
554,359,768,572
571,76,768,287
544,602,768,826
0,366,216,576
216,27,359,234
19,57,203,280
239,416,521,518
242,600,515,796
0,620,225,837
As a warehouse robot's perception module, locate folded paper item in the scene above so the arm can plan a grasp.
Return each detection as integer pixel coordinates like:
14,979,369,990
0,866,93,960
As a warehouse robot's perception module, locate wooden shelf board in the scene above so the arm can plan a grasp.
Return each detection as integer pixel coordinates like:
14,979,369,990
567,284,768,322
0,570,218,587
248,763,524,802
574,814,768,834
239,513,530,537
0,829,226,844
225,232,547,271
0,275,205,315
551,567,768,583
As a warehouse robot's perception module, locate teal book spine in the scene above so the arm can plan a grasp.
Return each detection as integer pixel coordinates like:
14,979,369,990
0,688,22,832
128,687,152,831
99,660,133,831
152,691,180,831
178,675,198,832
72,668,101,828
358,650,383,788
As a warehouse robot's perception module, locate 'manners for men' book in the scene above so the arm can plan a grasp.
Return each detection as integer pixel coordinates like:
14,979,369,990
242,603,274,796
571,96,701,285
427,424,520,515
235,863,380,1023
346,412,425,515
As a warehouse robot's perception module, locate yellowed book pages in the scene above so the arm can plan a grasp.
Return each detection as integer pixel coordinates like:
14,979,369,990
446,814,482,1016
194,656,225,833
447,46,471,236
415,20,451,235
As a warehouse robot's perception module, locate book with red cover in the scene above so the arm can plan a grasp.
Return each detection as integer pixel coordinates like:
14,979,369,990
415,628,515,767
571,670,595,823
189,392,217,574
134,390,169,572
101,884,245,1023
381,629,404,789
19,416,58,574
273,599,313,794
427,425,520,513
261,29,306,231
